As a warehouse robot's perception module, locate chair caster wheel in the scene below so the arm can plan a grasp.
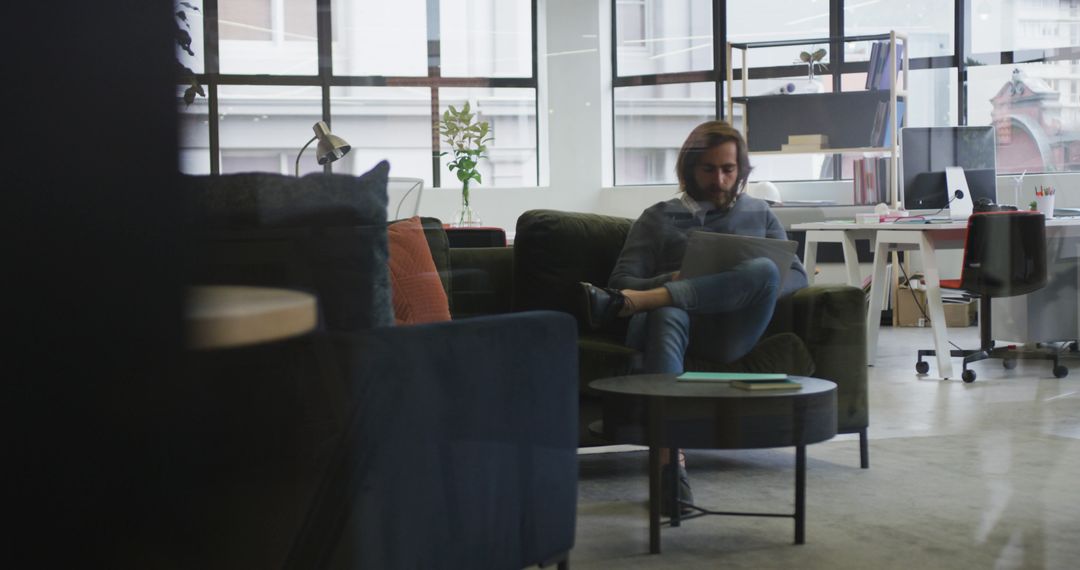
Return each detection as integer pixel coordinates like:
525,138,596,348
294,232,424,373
1053,365,1069,378
1002,359,1017,370
961,370,977,383
915,361,929,375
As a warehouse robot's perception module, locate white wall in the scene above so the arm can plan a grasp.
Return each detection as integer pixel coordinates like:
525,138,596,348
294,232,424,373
395,0,1080,242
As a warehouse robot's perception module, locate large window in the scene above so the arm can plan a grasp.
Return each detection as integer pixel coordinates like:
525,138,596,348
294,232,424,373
612,0,1080,190
612,0,716,185
178,0,539,189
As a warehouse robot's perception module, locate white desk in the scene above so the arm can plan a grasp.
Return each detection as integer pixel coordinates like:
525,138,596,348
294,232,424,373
793,218,1080,380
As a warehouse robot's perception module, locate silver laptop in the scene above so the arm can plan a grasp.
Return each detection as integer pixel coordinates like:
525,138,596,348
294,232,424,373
680,231,798,285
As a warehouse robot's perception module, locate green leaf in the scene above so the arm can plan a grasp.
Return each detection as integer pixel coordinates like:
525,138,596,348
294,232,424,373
436,100,492,187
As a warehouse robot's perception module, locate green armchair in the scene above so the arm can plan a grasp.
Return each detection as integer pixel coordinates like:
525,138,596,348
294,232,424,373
511,209,869,467
421,209,869,468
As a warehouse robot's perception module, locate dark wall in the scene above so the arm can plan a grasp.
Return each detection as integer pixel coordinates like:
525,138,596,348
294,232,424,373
11,3,187,565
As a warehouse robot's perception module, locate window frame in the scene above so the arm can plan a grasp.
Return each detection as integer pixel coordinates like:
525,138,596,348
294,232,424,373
611,0,1080,186
187,0,540,188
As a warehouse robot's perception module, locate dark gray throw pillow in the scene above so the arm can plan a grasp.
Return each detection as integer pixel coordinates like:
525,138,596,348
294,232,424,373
186,161,394,331
185,161,389,229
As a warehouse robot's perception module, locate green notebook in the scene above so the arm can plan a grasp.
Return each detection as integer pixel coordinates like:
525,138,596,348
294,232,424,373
676,372,788,382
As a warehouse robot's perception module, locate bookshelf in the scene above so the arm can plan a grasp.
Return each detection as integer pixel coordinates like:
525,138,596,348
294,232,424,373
727,31,908,208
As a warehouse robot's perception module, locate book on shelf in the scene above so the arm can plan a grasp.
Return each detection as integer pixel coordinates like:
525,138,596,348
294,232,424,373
866,40,904,91
853,157,875,205
880,100,906,146
781,143,827,152
868,100,906,147
676,372,787,382
868,101,887,147
864,41,881,90
730,379,802,391
853,156,891,205
787,134,829,146
876,41,905,90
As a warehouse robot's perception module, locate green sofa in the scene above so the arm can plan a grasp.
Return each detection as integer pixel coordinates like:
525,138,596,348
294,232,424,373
423,209,869,467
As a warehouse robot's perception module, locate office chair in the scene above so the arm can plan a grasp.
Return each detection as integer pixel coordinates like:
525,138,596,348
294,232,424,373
915,211,1069,382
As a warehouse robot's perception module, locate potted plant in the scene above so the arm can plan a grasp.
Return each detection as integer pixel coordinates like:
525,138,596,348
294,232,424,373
796,47,827,93
439,101,492,226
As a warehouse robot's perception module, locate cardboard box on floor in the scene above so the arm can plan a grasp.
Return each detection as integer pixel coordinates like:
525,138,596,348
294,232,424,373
895,285,977,327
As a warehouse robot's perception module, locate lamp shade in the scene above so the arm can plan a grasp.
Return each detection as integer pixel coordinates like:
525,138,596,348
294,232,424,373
295,120,352,176
313,120,351,164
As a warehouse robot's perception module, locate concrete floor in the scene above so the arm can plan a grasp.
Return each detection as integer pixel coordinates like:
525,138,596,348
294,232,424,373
570,325,1080,569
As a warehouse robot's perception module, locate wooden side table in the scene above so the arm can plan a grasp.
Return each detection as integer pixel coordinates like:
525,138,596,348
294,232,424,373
186,285,317,350
590,374,837,554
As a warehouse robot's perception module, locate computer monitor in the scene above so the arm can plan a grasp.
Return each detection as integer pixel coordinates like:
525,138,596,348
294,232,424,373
901,126,997,216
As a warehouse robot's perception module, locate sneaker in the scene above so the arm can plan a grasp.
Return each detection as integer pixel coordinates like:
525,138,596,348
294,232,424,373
660,464,694,517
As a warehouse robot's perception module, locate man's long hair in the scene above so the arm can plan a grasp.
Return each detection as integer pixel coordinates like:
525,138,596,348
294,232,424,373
675,120,754,198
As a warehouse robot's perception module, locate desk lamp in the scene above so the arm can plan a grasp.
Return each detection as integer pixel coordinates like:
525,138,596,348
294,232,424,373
295,120,351,177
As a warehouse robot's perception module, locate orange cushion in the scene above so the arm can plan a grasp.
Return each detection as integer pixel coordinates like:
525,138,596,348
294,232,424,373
387,217,451,325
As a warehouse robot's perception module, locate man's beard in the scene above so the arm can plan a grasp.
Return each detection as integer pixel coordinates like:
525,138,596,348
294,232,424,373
690,184,738,210
712,188,737,210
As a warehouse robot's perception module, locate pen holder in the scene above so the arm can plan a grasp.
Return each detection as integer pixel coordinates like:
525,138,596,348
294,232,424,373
1035,193,1055,219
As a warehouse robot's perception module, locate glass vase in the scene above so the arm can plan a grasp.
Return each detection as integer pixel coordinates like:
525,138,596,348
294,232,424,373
455,204,482,227
453,185,482,227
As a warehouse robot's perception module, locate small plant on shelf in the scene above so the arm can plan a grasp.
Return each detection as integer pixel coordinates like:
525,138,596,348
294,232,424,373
798,47,827,80
439,101,493,226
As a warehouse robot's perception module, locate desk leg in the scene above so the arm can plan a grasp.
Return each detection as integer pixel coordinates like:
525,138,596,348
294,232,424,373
804,237,819,285
919,233,954,379
866,237,890,365
794,444,806,545
648,445,661,554
841,232,861,287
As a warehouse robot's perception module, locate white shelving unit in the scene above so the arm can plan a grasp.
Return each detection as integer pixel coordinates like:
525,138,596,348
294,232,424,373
727,31,908,208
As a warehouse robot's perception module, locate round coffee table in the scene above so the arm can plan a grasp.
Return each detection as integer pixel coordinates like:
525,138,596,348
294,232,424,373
589,374,837,554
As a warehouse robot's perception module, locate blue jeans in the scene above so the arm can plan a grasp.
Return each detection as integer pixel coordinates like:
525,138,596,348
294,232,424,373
624,257,781,374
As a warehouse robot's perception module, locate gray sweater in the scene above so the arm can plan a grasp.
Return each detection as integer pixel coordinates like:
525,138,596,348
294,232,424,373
608,195,809,296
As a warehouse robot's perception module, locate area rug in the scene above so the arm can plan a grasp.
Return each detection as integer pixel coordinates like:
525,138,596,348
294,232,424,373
574,431,1080,569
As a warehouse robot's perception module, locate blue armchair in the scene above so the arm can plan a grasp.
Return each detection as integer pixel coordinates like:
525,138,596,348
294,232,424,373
176,162,579,569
